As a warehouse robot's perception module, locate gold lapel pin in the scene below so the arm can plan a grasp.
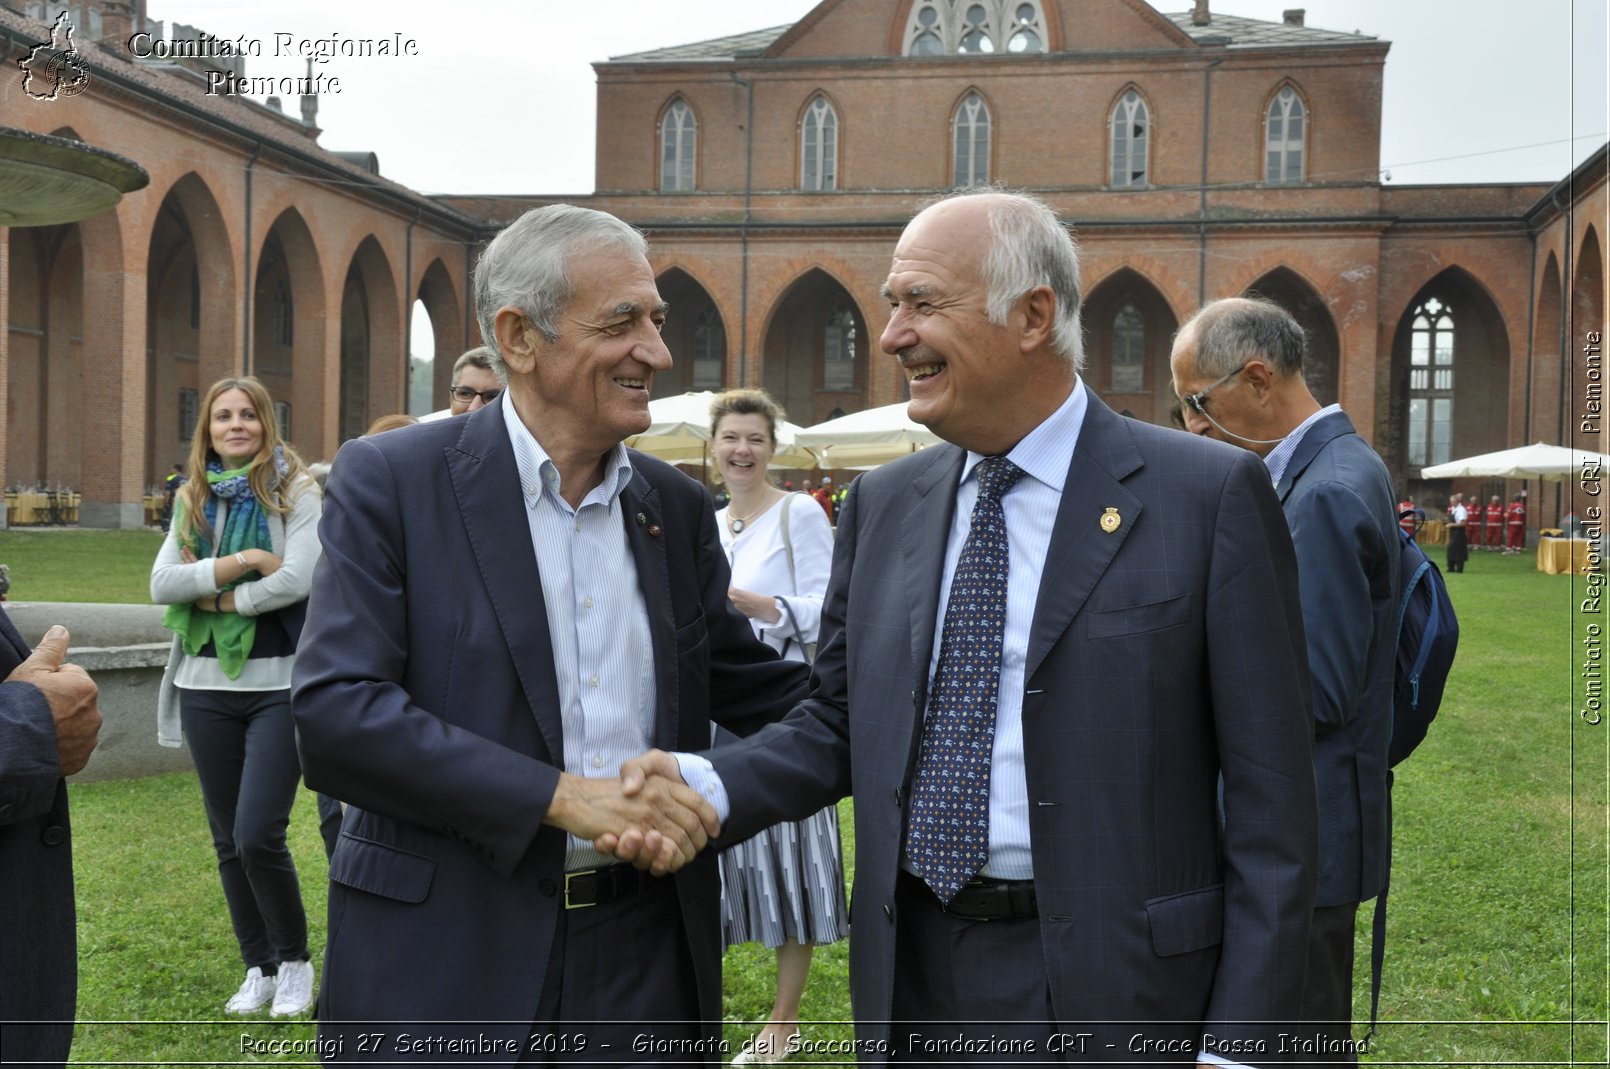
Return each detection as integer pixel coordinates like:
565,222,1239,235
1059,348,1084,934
1100,507,1121,534
648,524,662,538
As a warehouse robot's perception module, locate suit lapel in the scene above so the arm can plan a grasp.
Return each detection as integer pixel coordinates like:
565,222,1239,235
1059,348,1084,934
901,446,965,708
619,468,679,751
447,406,566,763
1276,410,1355,503
1025,396,1144,681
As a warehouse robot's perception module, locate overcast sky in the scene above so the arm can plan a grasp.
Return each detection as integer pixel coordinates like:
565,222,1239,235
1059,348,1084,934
146,0,1607,196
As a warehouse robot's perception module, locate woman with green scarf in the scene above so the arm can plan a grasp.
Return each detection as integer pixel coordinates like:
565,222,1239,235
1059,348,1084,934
150,376,323,1019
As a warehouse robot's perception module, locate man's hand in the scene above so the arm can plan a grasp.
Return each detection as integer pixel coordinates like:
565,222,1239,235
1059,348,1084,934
599,750,720,869
6,625,102,776
546,763,719,876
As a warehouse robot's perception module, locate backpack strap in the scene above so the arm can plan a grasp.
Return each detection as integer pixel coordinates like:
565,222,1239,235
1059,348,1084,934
1368,884,1388,1048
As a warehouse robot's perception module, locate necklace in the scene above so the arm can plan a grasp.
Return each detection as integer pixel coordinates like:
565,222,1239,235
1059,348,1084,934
727,491,777,534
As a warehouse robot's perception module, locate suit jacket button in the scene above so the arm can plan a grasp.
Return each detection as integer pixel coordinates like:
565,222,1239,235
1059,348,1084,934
539,879,558,897
41,825,67,846
893,788,902,807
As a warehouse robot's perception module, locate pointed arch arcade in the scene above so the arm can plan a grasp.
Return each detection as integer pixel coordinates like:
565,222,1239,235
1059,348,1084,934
761,268,868,426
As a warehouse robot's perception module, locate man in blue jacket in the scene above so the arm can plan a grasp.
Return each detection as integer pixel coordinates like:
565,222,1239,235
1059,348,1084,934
1172,297,1400,1064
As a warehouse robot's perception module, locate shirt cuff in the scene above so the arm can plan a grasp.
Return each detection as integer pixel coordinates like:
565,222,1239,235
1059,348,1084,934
672,752,731,824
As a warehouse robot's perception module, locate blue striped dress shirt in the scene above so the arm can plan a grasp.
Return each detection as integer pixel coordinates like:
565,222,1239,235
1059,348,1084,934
501,393,655,871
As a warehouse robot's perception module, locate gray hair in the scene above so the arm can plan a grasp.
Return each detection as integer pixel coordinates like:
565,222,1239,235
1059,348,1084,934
473,205,649,377
451,346,502,384
1179,297,1307,379
919,189,1085,368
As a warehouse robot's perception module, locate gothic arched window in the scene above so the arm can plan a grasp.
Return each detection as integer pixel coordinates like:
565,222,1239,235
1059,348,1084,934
660,98,696,192
801,95,838,191
953,92,990,186
823,306,856,391
902,1,1046,55
1407,297,1455,466
692,307,724,390
1111,304,1145,392
1265,85,1306,185
1111,90,1149,188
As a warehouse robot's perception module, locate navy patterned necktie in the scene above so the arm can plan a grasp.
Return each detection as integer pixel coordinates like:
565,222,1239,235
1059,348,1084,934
906,455,1025,902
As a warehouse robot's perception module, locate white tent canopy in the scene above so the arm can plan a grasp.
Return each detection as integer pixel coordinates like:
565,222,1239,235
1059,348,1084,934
795,402,941,469
1420,442,1610,483
626,391,818,469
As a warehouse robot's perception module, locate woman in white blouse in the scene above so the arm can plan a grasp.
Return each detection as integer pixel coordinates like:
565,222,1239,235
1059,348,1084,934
710,389,847,1065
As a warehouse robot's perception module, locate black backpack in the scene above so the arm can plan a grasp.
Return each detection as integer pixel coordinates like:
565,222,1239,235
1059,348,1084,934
1390,511,1459,766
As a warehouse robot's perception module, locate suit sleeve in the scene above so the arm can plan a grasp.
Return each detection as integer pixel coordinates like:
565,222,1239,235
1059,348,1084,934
291,437,558,877
0,680,58,826
1286,479,1384,735
1201,451,1318,1055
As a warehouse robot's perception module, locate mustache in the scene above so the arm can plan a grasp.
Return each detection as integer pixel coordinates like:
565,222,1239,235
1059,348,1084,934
896,345,944,368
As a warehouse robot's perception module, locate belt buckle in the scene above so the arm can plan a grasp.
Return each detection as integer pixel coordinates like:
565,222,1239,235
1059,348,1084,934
564,868,597,910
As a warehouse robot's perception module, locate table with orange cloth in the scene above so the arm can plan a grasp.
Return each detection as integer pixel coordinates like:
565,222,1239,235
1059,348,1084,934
1537,537,1594,575
1416,520,1447,546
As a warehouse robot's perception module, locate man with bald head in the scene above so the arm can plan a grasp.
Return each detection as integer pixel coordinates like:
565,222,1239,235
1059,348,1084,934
619,191,1317,1066
1171,297,1400,1064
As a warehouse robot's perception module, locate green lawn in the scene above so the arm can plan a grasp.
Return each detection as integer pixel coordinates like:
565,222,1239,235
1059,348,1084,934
39,541,1610,1064
0,528,163,603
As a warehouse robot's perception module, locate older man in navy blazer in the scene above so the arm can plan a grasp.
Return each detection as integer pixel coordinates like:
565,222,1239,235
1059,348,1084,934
618,192,1317,1067
292,205,807,1064
1172,297,1400,1064
0,614,101,1068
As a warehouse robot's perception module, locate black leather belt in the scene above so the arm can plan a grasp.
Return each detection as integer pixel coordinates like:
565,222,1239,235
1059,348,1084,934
564,863,644,910
903,869,1038,921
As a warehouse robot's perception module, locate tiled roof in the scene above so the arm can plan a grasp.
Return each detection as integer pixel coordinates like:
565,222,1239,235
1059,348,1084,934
603,10,1376,64
608,25,793,63
1163,11,1379,47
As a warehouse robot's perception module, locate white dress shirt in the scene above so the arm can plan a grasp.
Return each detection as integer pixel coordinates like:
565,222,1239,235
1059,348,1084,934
912,379,1087,879
502,393,655,870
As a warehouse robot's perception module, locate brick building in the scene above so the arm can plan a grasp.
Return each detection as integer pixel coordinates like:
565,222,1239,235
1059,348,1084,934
4,0,1606,529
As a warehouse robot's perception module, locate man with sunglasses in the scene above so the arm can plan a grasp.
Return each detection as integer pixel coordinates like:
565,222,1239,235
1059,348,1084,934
448,346,504,414
1171,297,1400,1066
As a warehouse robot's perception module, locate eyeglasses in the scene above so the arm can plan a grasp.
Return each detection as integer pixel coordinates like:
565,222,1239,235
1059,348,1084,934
1180,364,1248,415
450,386,502,406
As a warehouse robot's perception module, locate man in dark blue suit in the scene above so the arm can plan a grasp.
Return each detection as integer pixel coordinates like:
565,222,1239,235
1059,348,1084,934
1172,297,1400,1064
292,204,808,1064
0,615,102,1068
617,192,1317,1067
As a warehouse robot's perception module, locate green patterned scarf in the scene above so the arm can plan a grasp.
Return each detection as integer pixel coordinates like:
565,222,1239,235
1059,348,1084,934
162,456,279,677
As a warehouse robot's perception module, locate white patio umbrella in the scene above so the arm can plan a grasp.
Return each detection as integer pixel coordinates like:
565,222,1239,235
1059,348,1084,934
1420,442,1610,482
625,391,819,469
794,402,941,469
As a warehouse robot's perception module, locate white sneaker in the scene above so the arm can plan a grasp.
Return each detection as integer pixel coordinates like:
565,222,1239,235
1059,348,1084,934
270,959,316,1017
224,967,277,1014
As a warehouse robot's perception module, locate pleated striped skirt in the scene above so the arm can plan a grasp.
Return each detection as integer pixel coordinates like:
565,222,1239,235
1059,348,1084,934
719,805,849,949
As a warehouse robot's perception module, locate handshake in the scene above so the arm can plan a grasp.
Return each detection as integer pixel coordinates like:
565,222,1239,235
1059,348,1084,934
546,750,716,876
